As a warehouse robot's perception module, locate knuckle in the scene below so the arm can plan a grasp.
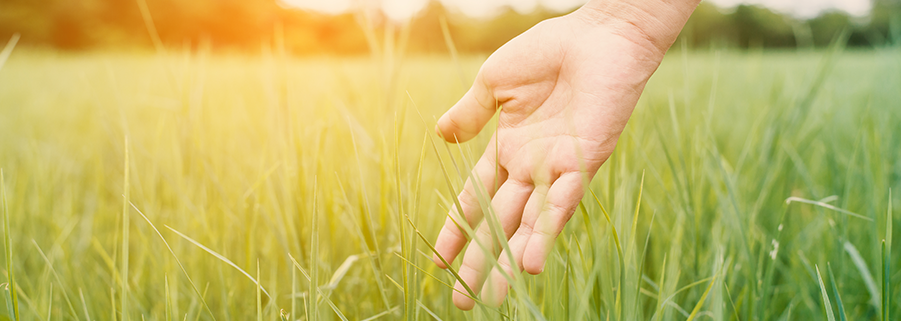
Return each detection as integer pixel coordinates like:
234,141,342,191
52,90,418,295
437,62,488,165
544,200,571,217
457,189,482,216
530,227,553,238
504,177,534,191
518,220,535,235
461,256,481,273
475,225,493,240
497,259,516,276
443,221,468,240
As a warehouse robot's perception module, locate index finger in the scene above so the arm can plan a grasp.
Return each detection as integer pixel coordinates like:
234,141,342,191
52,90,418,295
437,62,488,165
433,152,507,268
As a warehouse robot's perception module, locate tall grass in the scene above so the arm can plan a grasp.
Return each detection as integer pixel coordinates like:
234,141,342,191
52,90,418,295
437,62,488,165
0,43,898,320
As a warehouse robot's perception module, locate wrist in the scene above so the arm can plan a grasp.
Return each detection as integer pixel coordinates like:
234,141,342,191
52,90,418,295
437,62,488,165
573,0,700,56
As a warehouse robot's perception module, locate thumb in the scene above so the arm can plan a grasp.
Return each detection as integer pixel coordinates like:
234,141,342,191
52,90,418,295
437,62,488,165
436,79,497,143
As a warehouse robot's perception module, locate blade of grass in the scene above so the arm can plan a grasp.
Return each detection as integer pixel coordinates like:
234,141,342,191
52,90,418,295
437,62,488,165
121,136,130,321
407,93,535,317
654,255,667,321
0,170,18,321
2,281,40,319
165,226,271,298
827,263,847,321
46,283,52,321
392,253,477,302
759,207,789,320
287,254,349,321
0,34,20,72
79,288,91,321
785,197,872,221
588,188,625,319
309,177,319,321
843,242,880,308
393,252,512,320
323,255,359,291
438,15,466,89
256,261,262,321
654,275,716,320
332,174,392,307
29,241,79,320
578,203,596,256
347,122,391,311
361,305,400,321
401,214,475,298
882,240,889,321
385,274,403,292
816,265,836,321
723,281,740,321
290,266,295,321
402,211,525,318
129,203,215,320
667,301,691,319
887,189,893,257
109,287,115,321
165,275,172,321
685,271,717,321
193,283,210,321
628,171,646,257
625,172,646,319
393,113,413,321
406,92,467,242
450,124,541,316
4,284,14,320
135,0,165,53
633,210,656,319
417,301,442,321
884,189,892,321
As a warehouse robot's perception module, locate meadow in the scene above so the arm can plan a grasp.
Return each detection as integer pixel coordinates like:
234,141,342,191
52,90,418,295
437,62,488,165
0,42,898,320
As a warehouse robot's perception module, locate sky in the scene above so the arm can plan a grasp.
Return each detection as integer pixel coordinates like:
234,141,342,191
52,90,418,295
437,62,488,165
280,0,873,21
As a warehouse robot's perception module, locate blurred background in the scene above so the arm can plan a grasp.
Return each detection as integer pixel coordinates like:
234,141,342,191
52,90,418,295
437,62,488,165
1,1,900,320
1,0,900,54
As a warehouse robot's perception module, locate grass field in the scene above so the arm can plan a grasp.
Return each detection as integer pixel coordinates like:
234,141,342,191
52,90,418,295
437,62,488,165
0,44,899,320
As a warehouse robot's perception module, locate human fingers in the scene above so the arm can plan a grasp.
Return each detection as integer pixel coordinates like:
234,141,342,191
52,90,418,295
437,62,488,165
436,77,496,143
479,183,548,307
480,231,529,307
433,154,508,268
522,172,585,274
451,178,533,310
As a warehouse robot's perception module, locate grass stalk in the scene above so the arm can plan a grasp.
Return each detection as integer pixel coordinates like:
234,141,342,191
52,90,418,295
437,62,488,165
827,263,847,321
256,261,262,321
1,169,18,320
884,189,892,321
309,177,319,321
816,265,837,321
121,136,130,321
129,203,215,320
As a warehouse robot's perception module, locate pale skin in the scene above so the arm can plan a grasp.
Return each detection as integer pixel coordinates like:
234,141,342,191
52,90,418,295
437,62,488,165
432,0,702,310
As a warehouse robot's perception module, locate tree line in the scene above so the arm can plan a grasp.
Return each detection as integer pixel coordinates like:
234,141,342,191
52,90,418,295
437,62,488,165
0,0,899,54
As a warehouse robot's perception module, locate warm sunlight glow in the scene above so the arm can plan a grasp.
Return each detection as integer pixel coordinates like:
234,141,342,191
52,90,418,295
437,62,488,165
383,0,430,21
437,0,587,18
280,0,872,20
281,0,354,15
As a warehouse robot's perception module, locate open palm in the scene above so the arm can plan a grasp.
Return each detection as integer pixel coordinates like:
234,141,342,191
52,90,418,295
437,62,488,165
431,12,669,310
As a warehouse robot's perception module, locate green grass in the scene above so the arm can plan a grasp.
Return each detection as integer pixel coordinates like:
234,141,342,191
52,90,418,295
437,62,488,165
0,46,898,320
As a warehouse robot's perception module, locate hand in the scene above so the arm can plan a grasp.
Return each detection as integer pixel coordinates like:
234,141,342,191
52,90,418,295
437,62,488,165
431,1,697,310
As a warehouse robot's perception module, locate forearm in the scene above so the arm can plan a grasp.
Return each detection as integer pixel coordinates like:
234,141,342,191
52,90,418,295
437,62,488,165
575,0,700,56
